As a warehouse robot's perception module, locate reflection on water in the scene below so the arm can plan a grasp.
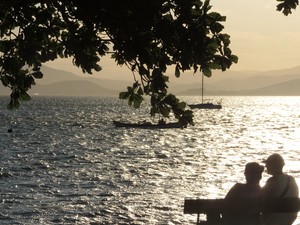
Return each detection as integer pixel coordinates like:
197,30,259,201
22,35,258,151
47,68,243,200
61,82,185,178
0,96,299,224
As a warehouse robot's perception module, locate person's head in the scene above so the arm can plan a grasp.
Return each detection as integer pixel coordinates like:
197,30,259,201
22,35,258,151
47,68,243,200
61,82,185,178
244,162,264,184
264,153,285,175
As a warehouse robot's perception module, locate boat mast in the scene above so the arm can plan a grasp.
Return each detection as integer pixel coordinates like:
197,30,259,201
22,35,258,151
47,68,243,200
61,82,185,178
202,73,204,104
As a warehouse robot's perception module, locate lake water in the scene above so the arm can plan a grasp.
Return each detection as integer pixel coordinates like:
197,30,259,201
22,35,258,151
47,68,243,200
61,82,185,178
0,96,299,225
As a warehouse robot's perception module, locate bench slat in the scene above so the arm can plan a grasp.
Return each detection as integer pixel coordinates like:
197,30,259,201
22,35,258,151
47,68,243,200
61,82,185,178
184,198,300,214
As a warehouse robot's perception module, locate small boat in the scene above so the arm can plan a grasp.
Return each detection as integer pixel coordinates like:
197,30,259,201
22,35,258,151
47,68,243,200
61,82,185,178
189,102,222,109
189,73,222,109
113,120,183,129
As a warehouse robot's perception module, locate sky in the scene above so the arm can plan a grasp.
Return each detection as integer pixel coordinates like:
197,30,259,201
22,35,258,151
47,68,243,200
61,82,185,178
46,0,300,79
213,0,300,71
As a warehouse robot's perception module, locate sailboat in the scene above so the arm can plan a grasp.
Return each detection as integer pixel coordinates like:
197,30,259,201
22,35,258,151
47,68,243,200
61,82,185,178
189,73,222,109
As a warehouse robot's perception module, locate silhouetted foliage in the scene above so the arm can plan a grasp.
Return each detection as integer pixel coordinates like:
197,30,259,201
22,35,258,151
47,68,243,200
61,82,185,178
0,0,240,126
277,0,299,15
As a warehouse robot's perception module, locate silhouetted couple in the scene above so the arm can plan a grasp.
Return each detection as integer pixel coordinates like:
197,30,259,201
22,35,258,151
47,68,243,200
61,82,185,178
224,154,298,225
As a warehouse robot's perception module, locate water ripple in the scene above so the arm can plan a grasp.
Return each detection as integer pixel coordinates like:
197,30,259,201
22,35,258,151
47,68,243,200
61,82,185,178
0,96,300,224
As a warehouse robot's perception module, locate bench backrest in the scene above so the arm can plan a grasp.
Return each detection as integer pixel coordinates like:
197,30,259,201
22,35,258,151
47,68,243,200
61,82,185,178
184,198,300,214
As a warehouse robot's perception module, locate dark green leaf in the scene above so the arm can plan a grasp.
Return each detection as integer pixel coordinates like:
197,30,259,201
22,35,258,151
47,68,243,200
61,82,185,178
203,68,212,77
175,64,181,78
119,91,130,100
31,71,43,79
1,76,9,87
177,102,187,110
133,95,143,108
230,55,239,64
20,91,31,101
7,100,14,110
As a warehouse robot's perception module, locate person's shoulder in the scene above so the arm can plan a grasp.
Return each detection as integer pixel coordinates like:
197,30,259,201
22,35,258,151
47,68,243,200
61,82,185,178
231,183,245,189
226,183,241,196
282,173,297,183
265,176,275,184
287,174,297,181
267,173,289,183
287,174,298,186
226,183,246,198
285,174,299,196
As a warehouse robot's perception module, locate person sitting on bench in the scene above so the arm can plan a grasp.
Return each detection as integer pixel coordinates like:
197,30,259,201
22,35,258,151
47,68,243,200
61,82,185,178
262,153,299,225
223,162,264,225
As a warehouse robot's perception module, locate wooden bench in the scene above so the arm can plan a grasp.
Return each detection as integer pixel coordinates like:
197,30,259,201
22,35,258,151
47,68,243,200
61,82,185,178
184,198,300,224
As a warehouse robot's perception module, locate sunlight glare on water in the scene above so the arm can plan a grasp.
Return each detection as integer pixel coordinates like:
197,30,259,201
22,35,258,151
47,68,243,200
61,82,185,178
0,96,300,224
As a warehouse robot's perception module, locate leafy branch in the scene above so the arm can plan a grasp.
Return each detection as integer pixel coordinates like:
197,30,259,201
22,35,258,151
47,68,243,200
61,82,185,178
277,0,299,15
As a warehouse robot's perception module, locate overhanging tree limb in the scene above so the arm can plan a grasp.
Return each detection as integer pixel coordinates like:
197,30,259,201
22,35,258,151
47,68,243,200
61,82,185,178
0,0,239,127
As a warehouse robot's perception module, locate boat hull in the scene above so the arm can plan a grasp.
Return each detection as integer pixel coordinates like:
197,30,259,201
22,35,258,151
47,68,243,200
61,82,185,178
189,103,222,109
113,121,183,129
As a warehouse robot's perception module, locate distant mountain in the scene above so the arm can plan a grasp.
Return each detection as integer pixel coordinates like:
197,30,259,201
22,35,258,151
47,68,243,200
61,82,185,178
1,65,300,97
173,65,300,96
39,66,83,84
206,73,300,92
241,79,300,96
39,66,132,92
29,80,118,96
176,78,300,96
0,66,132,97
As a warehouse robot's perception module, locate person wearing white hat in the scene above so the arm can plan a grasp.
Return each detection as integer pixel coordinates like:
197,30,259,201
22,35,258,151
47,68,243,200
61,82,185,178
262,153,299,225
